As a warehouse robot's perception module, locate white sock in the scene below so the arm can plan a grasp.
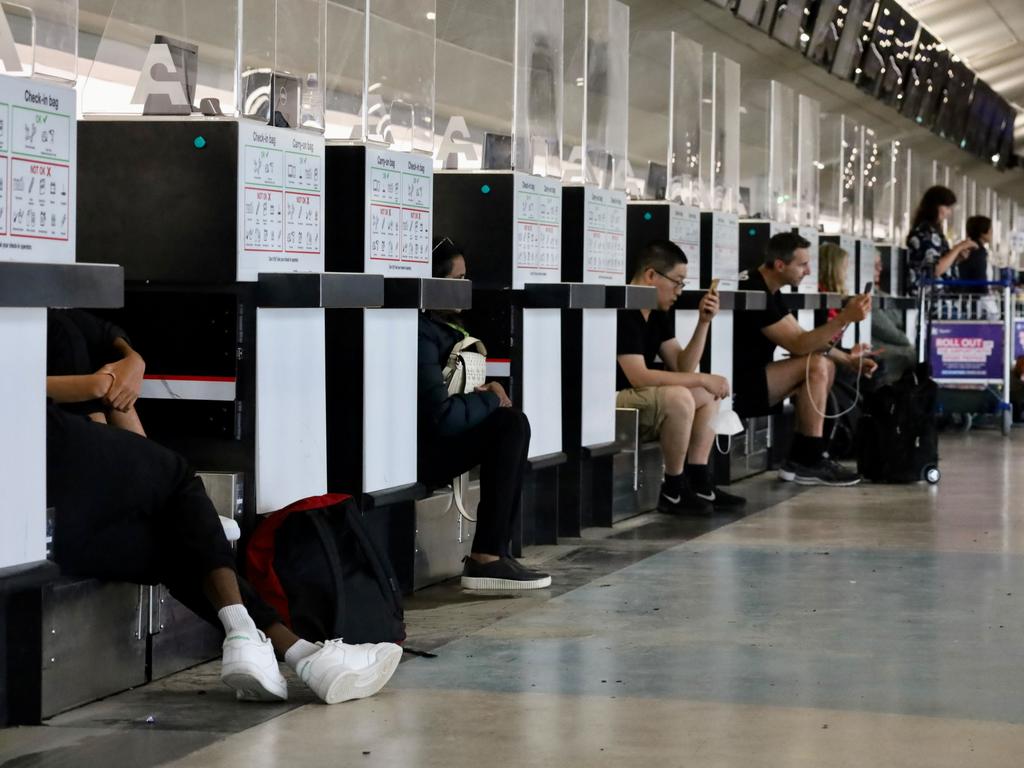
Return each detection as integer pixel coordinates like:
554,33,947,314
217,604,258,638
284,639,321,670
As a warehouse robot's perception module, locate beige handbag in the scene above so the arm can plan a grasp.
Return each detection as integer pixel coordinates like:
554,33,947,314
443,335,488,396
441,334,488,523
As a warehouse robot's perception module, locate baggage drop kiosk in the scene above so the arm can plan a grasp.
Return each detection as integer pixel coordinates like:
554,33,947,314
73,0,385,677
321,4,471,587
0,8,136,723
619,33,705,517
433,0,571,550
558,0,632,534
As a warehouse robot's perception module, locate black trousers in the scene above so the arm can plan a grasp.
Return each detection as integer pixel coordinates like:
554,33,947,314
418,408,531,557
46,405,281,630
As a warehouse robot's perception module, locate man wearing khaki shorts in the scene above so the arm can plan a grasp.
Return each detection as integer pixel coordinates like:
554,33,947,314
616,240,746,514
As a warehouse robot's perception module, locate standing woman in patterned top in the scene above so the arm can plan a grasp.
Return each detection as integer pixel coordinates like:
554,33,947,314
906,185,977,291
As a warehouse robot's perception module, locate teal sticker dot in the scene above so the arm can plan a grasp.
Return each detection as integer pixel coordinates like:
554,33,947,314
193,136,207,149
643,211,652,221
480,184,491,194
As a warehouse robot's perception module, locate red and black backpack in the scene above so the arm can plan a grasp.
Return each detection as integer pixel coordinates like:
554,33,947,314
245,494,406,644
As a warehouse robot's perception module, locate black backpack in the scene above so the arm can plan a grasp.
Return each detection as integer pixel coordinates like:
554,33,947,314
856,363,941,484
245,494,406,644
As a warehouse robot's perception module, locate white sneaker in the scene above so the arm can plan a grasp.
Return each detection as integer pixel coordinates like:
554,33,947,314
296,639,403,705
221,630,288,702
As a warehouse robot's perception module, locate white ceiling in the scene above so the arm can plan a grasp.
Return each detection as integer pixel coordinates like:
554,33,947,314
625,0,1024,203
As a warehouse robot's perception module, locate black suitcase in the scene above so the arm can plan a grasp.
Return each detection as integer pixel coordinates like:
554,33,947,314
856,363,941,484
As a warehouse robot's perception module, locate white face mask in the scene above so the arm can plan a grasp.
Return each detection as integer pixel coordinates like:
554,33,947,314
712,408,745,436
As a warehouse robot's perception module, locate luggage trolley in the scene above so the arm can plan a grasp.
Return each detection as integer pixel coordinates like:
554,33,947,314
917,278,1015,435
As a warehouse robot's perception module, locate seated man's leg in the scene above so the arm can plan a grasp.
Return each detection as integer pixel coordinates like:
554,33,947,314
616,386,711,514
682,387,746,509
47,406,402,704
764,355,859,486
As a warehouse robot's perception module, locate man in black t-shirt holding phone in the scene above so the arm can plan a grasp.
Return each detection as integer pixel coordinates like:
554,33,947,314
733,232,875,486
616,240,746,514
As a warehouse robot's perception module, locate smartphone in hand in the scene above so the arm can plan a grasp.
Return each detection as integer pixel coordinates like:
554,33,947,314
709,278,720,295
863,281,873,295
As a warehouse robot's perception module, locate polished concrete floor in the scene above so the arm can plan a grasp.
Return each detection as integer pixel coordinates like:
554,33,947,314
4,431,1024,767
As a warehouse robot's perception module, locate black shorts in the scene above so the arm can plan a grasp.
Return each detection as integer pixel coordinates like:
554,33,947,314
733,367,783,419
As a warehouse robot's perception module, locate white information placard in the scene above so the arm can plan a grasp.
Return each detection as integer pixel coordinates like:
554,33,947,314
237,124,325,281
0,76,76,264
513,172,561,289
583,187,626,284
365,148,433,277
670,204,701,287
797,226,819,293
711,211,740,288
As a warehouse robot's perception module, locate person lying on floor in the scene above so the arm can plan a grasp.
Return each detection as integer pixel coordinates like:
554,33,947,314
418,236,551,591
46,308,147,436
46,401,402,703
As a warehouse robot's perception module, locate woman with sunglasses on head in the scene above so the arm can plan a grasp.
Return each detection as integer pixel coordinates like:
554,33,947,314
416,236,551,591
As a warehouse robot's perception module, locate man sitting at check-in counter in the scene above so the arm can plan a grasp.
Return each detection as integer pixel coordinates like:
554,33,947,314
733,232,875,486
616,240,746,514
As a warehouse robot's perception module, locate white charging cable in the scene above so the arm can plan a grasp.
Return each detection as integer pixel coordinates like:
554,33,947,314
805,326,865,420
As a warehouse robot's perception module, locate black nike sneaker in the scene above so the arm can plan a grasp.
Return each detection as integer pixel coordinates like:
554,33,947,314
657,482,714,514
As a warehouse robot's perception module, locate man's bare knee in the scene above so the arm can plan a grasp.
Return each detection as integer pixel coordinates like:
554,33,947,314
807,354,833,385
661,385,695,418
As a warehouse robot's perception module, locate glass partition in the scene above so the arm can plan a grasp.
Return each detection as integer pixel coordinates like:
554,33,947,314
433,0,514,170
819,113,860,235
563,0,628,189
795,95,820,231
769,81,796,224
324,0,365,141
739,79,796,222
860,127,881,239
433,0,560,175
81,0,241,116
947,166,967,241
872,138,898,244
907,149,932,232
513,0,563,178
0,0,77,82
739,78,769,219
669,36,701,207
893,141,910,246
627,30,670,199
701,51,740,213
325,0,435,153
241,0,325,131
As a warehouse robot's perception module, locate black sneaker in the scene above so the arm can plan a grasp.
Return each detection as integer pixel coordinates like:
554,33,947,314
778,457,861,486
657,481,714,515
461,557,552,590
692,485,747,509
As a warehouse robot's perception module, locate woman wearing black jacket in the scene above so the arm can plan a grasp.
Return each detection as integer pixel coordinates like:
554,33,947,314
418,238,551,590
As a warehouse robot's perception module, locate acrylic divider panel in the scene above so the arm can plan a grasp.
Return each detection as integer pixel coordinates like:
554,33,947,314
583,187,626,283
0,77,76,264
365,148,432,276
514,172,562,289
670,204,701,286
237,122,325,280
